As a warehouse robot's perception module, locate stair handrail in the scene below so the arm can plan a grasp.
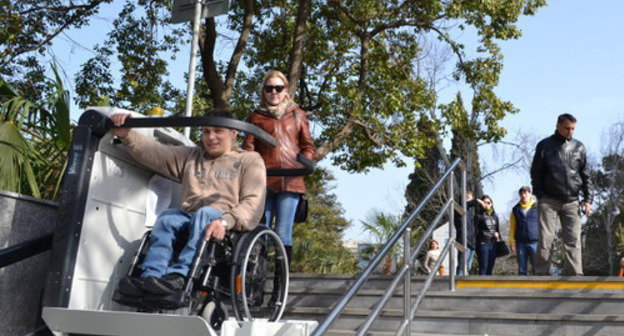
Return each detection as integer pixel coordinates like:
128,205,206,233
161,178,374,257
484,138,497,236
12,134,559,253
311,157,467,336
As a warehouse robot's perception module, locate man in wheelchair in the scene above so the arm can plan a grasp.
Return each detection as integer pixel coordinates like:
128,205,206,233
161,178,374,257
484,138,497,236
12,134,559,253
109,110,266,299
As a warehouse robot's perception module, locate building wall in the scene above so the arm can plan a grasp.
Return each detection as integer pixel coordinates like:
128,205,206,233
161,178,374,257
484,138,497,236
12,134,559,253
0,191,58,336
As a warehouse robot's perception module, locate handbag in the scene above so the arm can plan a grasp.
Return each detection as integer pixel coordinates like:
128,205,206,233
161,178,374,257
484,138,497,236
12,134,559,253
495,240,510,258
294,195,308,223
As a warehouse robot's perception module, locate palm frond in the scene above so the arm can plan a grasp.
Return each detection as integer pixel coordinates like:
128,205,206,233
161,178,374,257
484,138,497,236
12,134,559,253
0,122,41,197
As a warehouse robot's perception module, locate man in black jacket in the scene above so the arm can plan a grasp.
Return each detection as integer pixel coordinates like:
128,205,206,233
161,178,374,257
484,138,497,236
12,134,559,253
454,191,477,275
530,113,592,276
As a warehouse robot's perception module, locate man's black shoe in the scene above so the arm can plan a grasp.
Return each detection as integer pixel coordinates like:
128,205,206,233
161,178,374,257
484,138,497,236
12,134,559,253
142,274,186,295
118,276,146,297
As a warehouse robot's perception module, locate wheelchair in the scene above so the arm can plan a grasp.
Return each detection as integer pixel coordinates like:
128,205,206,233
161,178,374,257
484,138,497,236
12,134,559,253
112,224,289,329
38,109,314,335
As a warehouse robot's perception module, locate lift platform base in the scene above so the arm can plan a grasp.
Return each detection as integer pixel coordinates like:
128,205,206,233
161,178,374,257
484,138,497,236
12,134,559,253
43,307,217,336
42,307,317,336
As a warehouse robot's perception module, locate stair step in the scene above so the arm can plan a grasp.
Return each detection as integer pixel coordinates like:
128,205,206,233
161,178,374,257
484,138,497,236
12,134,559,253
287,306,624,322
284,307,624,336
325,330,484,336
284,274,624,335
284,288,624,315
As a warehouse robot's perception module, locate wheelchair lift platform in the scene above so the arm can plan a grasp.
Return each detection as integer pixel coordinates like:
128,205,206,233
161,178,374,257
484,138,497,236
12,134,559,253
43,307,318,336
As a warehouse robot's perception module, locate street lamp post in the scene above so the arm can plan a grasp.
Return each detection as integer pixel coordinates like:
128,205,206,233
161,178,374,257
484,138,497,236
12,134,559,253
171,0,230,138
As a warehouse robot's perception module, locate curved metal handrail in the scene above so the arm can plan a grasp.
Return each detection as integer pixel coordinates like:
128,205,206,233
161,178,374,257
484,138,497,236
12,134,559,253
312,157,467,336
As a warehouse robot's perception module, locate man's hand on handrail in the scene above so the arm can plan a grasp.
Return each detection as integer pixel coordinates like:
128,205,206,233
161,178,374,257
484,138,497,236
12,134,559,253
110,113,133,139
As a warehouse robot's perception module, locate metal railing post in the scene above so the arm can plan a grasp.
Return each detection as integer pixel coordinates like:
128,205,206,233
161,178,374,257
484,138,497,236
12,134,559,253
448,171,455,291
403,227,411,336
461,168,468,275
311,159,464,336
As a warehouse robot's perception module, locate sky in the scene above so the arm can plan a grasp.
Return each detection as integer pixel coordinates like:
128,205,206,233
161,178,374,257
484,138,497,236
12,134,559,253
337,0,624,241
49,0,624,242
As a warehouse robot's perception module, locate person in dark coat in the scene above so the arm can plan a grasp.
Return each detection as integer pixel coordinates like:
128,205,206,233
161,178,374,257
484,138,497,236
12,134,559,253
530,113,592,275
509,186,538,275
474,195,500,275
454,191,477,275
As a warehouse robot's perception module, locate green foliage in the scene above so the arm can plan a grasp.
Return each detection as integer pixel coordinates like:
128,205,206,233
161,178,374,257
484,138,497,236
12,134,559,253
74,1,185,114
291,168,357,274
404,147,447,223
584,152,624,275
359,209,421,274
0,65,71,199
3,0,546,204
2,0,545,173
1,1,112,85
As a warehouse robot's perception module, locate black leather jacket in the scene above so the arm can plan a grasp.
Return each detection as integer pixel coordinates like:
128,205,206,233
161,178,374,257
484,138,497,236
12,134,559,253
454,199,477,249
475,211,500,244
530,131,592,203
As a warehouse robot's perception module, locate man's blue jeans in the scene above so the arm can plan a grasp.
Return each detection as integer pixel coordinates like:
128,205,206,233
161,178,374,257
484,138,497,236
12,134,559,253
264,191,300,247
456,247,475,275
476,242,497,275
141,206,223,278
516,241,537,275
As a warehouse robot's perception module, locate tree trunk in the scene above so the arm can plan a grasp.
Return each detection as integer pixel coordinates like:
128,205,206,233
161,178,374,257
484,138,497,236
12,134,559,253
198,0,254,111
287,0,311,96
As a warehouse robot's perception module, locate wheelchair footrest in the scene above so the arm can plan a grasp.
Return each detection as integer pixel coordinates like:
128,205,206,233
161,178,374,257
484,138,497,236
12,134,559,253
113,290,191,310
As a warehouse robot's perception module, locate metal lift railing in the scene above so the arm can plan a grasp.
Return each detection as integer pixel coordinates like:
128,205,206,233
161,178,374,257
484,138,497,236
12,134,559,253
311,158,467,336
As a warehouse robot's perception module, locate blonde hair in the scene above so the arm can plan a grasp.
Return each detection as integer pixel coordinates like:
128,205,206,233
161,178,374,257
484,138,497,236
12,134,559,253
259,70,294,107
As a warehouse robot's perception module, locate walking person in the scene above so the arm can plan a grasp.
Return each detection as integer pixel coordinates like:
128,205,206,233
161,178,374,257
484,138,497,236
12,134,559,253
243,70,316,266
531,113,592,276
455,191,477,275
509,186,538,275
474,195,500,275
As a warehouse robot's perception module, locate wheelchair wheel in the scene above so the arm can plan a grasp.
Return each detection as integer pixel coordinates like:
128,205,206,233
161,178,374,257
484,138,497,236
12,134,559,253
230,227,288,322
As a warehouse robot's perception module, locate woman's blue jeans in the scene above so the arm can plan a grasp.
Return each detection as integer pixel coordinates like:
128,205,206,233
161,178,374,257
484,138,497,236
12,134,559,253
141,206,223,278
476,242,497,275
516,241,537,275
264,191,300,247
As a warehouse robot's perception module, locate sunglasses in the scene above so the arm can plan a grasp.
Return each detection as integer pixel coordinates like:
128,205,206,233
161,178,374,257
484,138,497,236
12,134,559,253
264,85,285,93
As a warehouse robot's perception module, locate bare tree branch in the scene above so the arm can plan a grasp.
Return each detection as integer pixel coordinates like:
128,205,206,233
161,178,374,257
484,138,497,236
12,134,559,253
2,0,107,69
18,2,106,15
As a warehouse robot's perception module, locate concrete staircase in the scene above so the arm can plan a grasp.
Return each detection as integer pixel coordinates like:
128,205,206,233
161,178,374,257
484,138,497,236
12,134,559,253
281,274,624,336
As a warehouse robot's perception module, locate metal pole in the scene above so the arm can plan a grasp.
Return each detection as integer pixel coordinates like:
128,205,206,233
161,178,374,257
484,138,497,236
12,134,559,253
461,168,468,275
448,171,455,291
183,0,204,138
403,227,411,336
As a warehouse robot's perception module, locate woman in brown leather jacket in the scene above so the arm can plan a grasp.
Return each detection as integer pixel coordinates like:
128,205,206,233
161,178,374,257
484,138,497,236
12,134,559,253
243,70,316,264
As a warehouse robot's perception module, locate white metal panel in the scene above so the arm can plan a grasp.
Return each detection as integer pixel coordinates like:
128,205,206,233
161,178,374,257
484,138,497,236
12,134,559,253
43,308,217,336
68,151,153,310
221,319,318,336
66,108,191,311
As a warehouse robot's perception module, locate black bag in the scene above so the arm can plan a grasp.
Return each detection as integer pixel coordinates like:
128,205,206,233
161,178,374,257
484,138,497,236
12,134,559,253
495,240,510,258
294,195,308,223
